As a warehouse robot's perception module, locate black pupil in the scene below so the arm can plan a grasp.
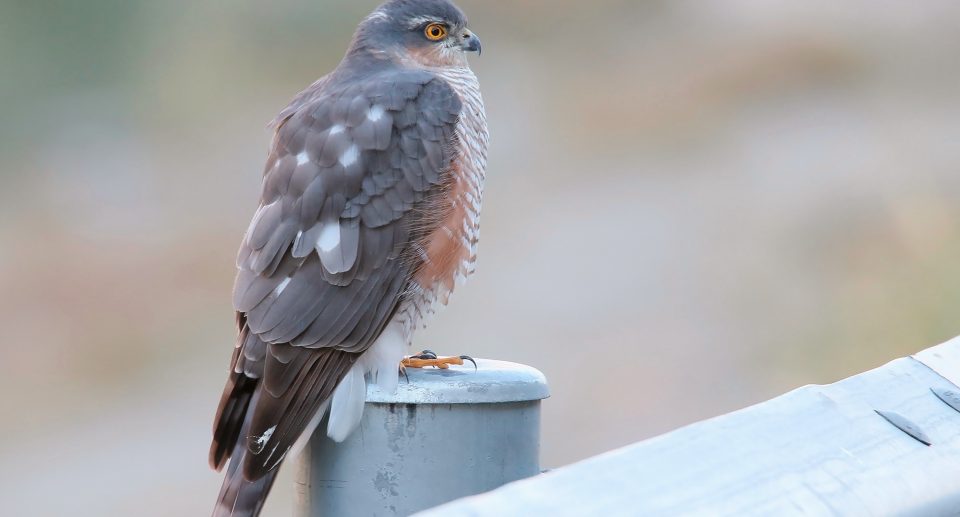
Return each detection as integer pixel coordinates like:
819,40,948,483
430,27,441,37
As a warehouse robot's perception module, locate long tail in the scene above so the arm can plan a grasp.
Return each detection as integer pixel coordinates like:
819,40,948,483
213,440,280,517
209,322,359,516
211,372,278,517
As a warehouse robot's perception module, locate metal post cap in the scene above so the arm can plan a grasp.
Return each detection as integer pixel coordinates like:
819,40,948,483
298,359,549,516
366,358,550,404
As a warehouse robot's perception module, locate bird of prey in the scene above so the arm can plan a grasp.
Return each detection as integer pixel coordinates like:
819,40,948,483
208,0,487,515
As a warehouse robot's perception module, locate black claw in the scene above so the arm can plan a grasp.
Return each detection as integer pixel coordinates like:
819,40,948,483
460,355,477,370
414,350,438,360
399,365,409,383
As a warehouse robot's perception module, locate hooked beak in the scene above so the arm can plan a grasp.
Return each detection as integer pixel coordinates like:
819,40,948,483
460,30,482,55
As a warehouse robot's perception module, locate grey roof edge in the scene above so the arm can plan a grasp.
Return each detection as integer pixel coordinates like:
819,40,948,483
417,336,960,516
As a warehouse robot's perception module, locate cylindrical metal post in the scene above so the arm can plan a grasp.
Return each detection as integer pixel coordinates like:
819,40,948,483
295,359,549,516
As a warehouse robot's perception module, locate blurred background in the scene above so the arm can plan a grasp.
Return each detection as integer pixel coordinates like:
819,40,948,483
2,0,960,515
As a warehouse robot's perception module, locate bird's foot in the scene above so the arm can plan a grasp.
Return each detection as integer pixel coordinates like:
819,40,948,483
401,349,477,370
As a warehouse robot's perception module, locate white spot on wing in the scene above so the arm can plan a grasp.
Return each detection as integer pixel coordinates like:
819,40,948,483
317,221,341,253
273,277,292,296
265,443,284,467
329,124,345,135
367,105,385,122
296,151,309,165
339,145,359,167
244,200,276,244
251,425,276,453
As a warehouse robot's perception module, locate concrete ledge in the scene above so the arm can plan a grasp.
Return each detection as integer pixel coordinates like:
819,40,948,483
418,338,960,516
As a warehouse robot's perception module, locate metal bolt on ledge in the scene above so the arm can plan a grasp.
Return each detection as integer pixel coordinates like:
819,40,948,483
295,358,550,516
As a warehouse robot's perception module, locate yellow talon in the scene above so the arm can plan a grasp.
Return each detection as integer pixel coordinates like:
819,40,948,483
400,350,477,370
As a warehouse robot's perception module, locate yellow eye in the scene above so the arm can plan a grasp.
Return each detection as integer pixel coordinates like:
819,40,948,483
424,23,447,41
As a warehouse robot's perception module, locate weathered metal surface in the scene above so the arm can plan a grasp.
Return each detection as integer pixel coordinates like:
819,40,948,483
874,409,932,446
914,335,960,387
366,359,550,404
296,359,548,516
419,339,960,517
931,387,960,414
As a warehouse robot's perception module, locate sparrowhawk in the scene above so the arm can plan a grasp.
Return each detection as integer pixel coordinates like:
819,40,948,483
208,1,488,515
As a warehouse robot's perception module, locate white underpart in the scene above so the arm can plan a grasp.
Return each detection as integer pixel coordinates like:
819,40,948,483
367,104,385,122
326,321,407,442
289,400,330,458
316,221,340,252
296,151,309,165
339,145,359,167
327,362,367,442
273,277,291,296
278,325,405,461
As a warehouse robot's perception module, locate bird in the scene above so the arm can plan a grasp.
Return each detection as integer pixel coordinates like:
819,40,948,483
208,0,488,515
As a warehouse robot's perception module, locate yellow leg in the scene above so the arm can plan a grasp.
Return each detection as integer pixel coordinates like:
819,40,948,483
400,350,477,370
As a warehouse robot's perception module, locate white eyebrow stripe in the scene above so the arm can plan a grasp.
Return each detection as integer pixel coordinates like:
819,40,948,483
406,16,443,29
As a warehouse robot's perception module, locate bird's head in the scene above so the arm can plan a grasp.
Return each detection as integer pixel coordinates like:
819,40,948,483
348,0,482,68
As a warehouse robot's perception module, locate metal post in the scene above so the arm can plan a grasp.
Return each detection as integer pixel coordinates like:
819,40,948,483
295,358,549,516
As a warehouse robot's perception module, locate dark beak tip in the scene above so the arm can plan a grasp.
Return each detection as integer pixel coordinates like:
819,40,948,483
464,34,482,54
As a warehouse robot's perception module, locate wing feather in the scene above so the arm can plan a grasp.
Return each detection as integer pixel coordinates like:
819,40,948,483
212,66,464,482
